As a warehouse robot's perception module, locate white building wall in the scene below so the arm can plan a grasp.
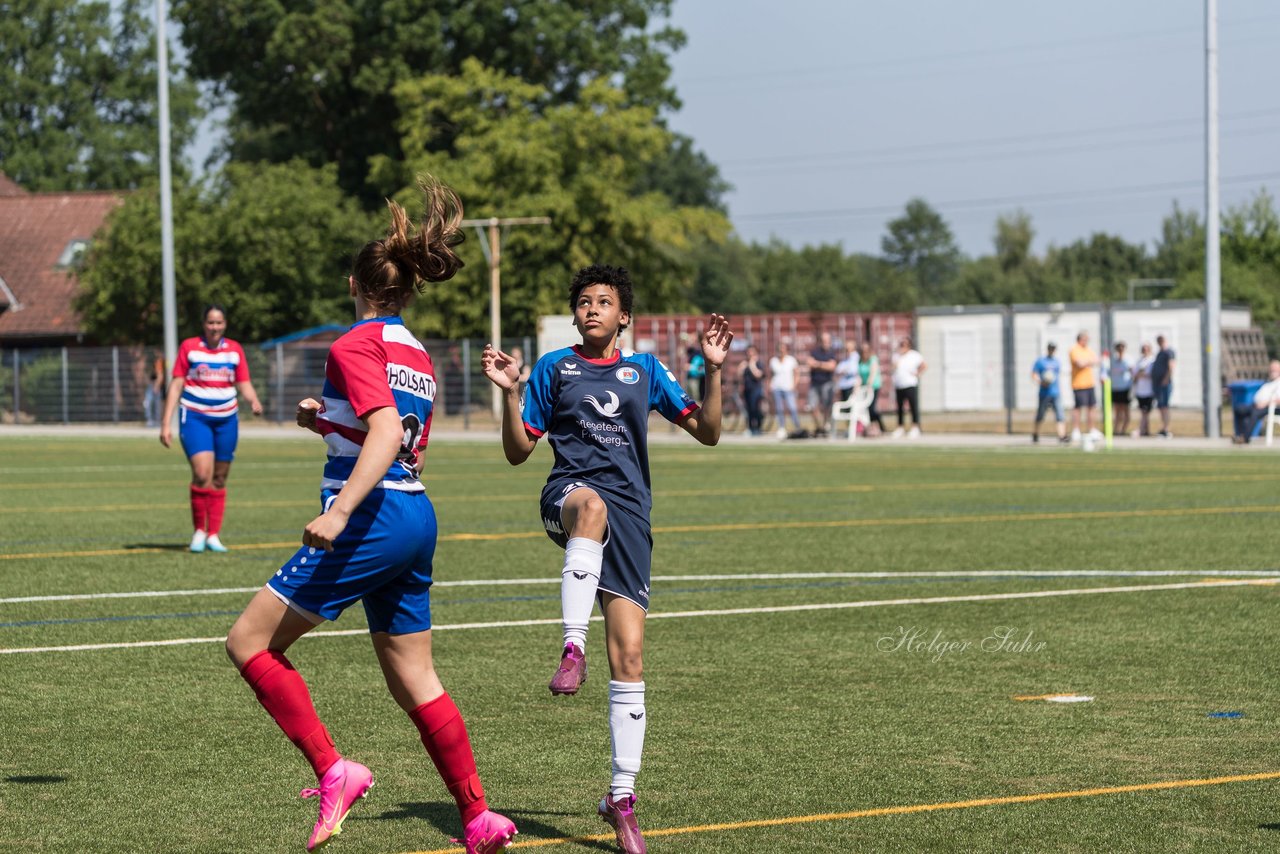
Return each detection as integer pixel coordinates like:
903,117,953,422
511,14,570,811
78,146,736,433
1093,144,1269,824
916,312,1005,411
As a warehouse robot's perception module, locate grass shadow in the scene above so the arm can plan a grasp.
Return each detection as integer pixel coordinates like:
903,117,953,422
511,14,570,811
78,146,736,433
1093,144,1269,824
124,543,190,551
361,802,615,851
6,775,68,784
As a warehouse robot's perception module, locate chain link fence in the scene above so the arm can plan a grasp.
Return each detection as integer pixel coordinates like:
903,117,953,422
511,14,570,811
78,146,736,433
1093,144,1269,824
0,338,534,428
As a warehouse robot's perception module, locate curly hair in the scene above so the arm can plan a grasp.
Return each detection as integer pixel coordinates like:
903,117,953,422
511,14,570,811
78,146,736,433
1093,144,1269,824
350,176,466,313
568,264,633,330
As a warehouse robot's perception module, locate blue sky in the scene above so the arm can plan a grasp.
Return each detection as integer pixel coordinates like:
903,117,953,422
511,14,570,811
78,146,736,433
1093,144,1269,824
664,0,1279,257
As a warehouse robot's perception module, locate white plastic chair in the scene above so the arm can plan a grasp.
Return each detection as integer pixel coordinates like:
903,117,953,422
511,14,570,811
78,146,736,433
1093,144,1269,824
831,385,873,442
1266,398,1279,446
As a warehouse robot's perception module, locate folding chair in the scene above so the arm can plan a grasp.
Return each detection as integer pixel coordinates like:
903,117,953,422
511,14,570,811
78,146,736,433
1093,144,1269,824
831,386,873,442
1267,398,1279,447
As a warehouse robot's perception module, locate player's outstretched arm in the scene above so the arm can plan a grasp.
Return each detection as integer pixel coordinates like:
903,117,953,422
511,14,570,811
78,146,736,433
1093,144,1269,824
482,344,537,465
680,314,733,446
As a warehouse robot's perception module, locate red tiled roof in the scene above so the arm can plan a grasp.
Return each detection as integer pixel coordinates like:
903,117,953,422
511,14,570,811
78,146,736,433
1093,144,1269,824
0,173,28,197
0,189,123,341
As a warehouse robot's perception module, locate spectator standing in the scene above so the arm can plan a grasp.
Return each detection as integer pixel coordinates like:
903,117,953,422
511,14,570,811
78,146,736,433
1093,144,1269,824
144,349,165,427
685,337,706,400
835,340,861,401
739,345,766,436
806,331,839,436
769,341,802,439
1133,342,1155,437
1068,331,1098,443
1109,341,1134,437
891,337,925,438
858,341,886,436
1031,342,1068,444
1232,360,1280,443
1151,334,1176,437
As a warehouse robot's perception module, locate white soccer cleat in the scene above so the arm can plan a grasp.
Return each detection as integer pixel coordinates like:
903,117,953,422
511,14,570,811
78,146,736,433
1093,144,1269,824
891,427,905,439
190,530,207,553
205,534,228,553
907,426,920,439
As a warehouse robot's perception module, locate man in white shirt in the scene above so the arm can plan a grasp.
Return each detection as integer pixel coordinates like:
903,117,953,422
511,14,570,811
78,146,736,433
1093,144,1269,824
891,337,926,438
1233,360,1280,444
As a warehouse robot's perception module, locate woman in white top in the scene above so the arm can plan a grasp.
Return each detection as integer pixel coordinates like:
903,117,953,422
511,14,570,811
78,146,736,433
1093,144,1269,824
769,341,802,438
835,340,861,400
891,337,926,438
1132,342,1155,437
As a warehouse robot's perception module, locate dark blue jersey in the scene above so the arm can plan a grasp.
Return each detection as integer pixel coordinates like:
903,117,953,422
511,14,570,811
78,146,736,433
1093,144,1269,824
523,345,698,519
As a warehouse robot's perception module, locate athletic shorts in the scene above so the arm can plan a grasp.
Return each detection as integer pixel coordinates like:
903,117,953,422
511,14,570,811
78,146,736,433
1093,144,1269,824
268,488,436,634
1137,395,1154,413
1111,388,1131,405
1155,384,1172,408
179,408,238,461
1073,388,1096,409
808,380,835,412
1035,394,1064,423
540,479,653,611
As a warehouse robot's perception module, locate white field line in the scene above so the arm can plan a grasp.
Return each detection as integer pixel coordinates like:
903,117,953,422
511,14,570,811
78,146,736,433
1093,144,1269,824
3,579,1276,655
4,569,1280,605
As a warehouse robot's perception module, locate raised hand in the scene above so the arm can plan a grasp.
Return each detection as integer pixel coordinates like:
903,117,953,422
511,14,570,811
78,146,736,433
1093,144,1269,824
482,344,521,391
700,314,734,370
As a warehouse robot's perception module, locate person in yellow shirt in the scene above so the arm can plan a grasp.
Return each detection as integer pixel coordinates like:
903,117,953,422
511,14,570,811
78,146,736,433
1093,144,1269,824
1069,331,1098,443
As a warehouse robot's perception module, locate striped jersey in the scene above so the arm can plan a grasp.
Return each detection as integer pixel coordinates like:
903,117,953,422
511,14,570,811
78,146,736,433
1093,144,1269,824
316,316,435,493
173,336,250,417
523,346,697,519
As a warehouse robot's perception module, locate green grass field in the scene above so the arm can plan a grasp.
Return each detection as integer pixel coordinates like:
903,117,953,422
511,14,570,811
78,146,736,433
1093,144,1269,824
3,433,1280,853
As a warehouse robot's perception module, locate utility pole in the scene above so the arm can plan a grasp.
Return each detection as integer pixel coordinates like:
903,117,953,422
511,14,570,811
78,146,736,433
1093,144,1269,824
461,216,552,416
156,0,177,374
1204,0,1222,438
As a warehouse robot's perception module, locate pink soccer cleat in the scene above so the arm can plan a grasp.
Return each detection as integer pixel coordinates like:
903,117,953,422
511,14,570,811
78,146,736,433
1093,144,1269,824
300,758,374,851
452,809,518,854
549,643,587,695
598,793,646,854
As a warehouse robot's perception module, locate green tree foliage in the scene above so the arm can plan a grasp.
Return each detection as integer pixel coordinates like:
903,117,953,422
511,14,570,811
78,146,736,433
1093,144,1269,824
0,0,200,190
77,161,374,343
880,198,962,304
173,0,698,201
375,60,729,338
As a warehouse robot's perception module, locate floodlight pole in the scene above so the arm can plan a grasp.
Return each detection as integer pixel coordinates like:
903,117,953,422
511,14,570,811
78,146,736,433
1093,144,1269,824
1204,0,1222,438
156,0,177,374
461,216,552,418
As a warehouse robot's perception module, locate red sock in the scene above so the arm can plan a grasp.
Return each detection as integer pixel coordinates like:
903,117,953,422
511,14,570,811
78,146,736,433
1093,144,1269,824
409,693,488,824
189,486,211,532
207,487,227,536
240,649,340,779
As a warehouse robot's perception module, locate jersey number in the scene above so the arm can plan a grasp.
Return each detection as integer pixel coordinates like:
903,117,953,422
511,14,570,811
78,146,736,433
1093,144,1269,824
398,414,423,464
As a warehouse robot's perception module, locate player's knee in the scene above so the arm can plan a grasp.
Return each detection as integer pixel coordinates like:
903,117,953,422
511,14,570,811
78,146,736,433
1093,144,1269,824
614,646,644,681
212,475,227,490
575,495,609,531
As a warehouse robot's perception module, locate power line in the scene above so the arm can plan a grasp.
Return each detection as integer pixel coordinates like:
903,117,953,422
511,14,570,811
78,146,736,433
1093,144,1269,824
733,171,1280,225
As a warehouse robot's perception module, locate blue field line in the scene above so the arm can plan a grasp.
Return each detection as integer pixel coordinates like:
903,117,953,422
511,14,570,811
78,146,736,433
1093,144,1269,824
0,575,1085,629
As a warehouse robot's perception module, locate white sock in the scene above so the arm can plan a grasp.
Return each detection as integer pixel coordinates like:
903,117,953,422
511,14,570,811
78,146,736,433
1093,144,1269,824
609,680,646,797
561,537,603,650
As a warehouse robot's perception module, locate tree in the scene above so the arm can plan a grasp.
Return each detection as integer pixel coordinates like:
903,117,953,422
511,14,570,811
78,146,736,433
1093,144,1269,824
635,133,731,212
77,160,374,344
1042,233,1149,302
993,210,1034,274
375,60,729,338
0,0,200,190
174,0,690,201
881,198,961,305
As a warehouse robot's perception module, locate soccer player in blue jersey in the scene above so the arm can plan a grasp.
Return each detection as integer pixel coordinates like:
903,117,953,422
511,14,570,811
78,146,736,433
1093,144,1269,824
482,265,731,854
223,179,516,854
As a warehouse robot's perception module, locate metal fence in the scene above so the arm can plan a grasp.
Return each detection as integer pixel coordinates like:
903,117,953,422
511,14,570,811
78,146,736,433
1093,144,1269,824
0,338,533,427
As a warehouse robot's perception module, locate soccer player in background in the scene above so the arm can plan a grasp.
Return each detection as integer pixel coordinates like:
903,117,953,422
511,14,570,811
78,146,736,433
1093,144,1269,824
481,266,731,854
223,179,516,854
159,304,263,553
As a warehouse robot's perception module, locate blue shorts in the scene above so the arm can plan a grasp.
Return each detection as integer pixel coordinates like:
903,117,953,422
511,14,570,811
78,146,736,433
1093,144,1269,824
540,480,653,611
1035,394,1063,423
268,488,436,634
179,408,239,462
1155,383,1172,408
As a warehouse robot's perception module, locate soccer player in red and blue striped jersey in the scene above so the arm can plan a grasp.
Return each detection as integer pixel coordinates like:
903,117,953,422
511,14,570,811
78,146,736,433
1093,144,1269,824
159,305,263,553
224,179,516,854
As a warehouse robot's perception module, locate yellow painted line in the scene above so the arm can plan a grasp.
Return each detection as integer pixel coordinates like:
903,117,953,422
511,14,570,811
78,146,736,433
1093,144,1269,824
5,504,1280,560
7,472,1279,513
402,771,1280,853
